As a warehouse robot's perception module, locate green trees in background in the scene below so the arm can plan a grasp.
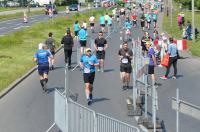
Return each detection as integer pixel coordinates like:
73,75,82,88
174,0,200,10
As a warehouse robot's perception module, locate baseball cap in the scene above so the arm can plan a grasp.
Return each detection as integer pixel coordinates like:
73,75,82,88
145,41,151,45
85,48,91,52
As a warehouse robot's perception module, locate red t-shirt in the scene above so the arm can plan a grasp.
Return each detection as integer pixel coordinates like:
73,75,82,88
132,15,137,21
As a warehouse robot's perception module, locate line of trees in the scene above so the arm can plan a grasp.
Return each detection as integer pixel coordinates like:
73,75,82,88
174,0,200,10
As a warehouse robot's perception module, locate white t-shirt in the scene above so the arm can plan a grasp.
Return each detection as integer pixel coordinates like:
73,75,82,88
104,15,109,21
82,22,87,29
89,16,95,23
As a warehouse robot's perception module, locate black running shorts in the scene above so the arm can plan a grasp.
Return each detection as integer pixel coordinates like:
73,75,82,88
148,65,154,74
83,72,95,84
120,66,132,73
80,40,87,47
38,64,49,75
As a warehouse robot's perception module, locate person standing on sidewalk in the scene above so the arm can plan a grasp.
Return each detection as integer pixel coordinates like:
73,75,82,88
118,41,133,90
45,32,56,70
80,48,99,105
34,43,52,92
61,29,74,69
94,31,108,72
160,37,178,80
145,41,159,86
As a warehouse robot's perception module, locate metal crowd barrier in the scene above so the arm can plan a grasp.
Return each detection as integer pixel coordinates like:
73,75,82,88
50,89,140,132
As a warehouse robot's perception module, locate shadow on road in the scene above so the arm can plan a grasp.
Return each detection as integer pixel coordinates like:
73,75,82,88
92,97,110,103
103,69,115,73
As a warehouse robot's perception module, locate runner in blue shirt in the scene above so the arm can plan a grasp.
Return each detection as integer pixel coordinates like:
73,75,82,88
79,26,87,54
99,14,105,32
34,43,52,92
152,12,158,28
74,20,80,40
80,48,99,105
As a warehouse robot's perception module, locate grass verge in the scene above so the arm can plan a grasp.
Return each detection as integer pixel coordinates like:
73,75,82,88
0,8,111,92
162,2,200,56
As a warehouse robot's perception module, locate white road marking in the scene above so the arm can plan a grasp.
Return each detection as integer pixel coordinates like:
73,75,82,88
14,26,29,29
0,27,6,30
15,23,23,26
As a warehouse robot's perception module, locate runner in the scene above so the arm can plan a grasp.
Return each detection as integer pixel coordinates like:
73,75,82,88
99,14,106,32
48,8,53,18
118,41,133,90
145,41,159,86
79,26,87,54
152,11,158,28
23,11,28,23
131,12,137,28
82,20,87,31
45,32,56,70
140,14,145,31
146,12,151,30
141,31,151,56
107,14,113,38
73,20,80,40
34,43,52,92
80,48,99,105
160,37,178,80
124,17,132,41
61,29,74,69
94,31,108,72
89,15,95,33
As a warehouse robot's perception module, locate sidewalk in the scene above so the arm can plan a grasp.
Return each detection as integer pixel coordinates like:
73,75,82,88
0,7,43,15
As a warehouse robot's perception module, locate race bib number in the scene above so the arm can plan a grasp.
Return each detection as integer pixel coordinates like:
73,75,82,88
98,47,104,51
84,68,90,73
122,58,128,64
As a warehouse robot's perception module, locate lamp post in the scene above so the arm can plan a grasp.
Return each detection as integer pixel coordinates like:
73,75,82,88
192,0,195,42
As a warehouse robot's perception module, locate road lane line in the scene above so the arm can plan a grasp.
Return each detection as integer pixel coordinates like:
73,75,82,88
0,27,6,29
14,26,29,29
15,23,23,26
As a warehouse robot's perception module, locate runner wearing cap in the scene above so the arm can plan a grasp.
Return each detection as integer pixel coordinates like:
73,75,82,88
94,31,108,72
34,43,52,92
118,42,133,90
80,48,99,105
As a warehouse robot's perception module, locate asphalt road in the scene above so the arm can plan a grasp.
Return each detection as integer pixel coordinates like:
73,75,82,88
0,7,91,36
0,7,200,132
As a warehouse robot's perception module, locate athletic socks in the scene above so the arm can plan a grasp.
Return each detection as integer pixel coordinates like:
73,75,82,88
89,93,93,100
40,80,44,87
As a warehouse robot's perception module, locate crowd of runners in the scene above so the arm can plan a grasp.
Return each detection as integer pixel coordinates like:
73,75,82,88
34,2,180,105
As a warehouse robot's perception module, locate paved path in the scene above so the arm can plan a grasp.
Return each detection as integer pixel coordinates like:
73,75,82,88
0,6,200,132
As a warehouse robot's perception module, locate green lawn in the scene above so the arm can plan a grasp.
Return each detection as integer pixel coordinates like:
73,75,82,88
0,7,25,12
0,8,110,92
162,3,200,56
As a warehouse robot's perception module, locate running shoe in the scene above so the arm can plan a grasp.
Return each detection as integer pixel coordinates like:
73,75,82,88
87,99,92,105
160,76,168,80
172,76,177,79
122,85,126,90
97,68,101,72
51,66,54,70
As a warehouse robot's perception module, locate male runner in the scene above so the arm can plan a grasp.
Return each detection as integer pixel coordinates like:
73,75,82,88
34,43,52,92
45,32,55,70
94,31,108,72
118,42,133,90
80,48,99,105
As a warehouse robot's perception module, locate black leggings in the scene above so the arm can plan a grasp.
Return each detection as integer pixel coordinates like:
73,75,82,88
64,49,72,65
165,56,178,77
